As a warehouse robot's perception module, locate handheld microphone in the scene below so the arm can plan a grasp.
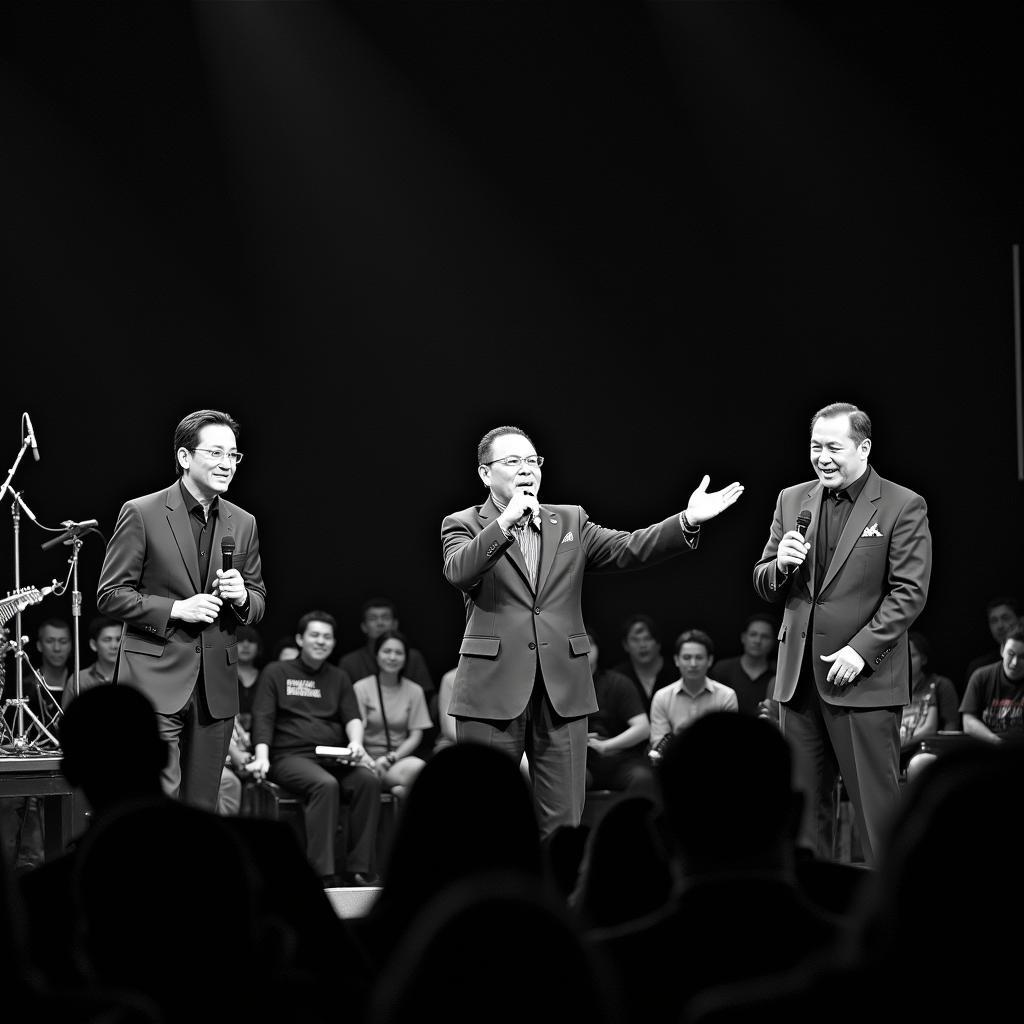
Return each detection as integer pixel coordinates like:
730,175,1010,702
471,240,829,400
522,490,541,529
221,535,236,574
24,412,40,462
795,510,812,538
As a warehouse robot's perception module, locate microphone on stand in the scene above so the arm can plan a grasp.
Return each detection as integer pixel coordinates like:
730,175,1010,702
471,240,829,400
41,519,99,551
24,412,40,462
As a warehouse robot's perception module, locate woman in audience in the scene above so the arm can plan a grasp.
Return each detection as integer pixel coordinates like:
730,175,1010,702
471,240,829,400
353,629,432,799
900,631,961,781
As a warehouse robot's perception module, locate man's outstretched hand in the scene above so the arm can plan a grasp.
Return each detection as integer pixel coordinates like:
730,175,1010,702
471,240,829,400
685,475,745,525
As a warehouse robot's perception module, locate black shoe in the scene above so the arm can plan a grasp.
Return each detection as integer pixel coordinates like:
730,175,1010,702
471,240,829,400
320,874,342,889
347,871,381,887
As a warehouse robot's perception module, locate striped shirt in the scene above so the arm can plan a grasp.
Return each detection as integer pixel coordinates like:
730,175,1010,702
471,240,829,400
493,494,541,587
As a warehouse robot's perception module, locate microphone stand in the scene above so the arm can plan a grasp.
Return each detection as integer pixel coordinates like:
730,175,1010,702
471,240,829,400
1,488,59,753
43,525,90,708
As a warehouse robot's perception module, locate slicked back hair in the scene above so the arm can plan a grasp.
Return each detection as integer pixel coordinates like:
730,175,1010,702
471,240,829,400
477,425,535,467
173,409,240,478
810,402,871,445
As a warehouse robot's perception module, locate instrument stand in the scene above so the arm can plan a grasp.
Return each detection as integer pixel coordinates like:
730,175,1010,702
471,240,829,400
0,487,59,755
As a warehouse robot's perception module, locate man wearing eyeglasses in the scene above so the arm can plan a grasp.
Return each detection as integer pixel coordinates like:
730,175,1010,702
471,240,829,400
97,409,266,810
442,424,743,836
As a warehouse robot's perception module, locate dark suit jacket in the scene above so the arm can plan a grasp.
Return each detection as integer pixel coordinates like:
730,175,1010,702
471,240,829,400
441,497,696,720
752,467,931,709
97,483,266,717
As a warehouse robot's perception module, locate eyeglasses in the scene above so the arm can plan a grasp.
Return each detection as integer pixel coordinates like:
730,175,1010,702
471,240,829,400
482,455,544,469
191,447,245,465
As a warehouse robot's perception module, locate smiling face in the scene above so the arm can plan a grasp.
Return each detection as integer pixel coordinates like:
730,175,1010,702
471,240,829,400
296,620,336,668
988,604,1021,646
376,637,407,676
478,431,541,505
1001,637,1024,682
809,413,870,491
178,424,238,502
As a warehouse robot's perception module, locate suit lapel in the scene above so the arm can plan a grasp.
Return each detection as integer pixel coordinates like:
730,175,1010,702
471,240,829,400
819,469,880,596
479,497,533,591
534,506,560,596
165,484,202,594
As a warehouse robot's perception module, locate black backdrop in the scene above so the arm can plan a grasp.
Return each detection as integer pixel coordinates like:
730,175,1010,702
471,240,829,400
3,2,1022,689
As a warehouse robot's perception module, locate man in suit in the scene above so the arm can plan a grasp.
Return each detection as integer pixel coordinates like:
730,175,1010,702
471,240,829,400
441,424,743,836
97,408,266,810
753,401,931,865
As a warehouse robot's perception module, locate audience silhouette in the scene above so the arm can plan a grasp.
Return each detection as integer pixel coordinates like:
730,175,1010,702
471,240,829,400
588,711,843,1020
18,684,168,988
569,793,675,929
365,869,625,1024
349,740,545,972
685,734,1012,1023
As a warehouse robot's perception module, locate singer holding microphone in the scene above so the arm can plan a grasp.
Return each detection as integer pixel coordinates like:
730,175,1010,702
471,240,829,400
441,425,744,837
753,402,931,865
97,409,266,810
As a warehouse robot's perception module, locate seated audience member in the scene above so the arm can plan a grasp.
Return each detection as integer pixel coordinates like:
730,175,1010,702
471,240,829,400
708,614,777,716
235,623,264,732
900,631,961,780
62,615,121,708
248,610,382,887
338,596,434,701
684,736,1015,1024
584,627,655,796
350,741,544,972
959,624,1024,743
961,595,1021,694
365,870,625,1024
3,827,159,1023
589,712,842,1022
34,616,73,713
19,685,168,989
569,794,674,930
353,630,432,800
217,627,263,815
71,798,325,1024
269,635,300,662
433,666,458,754
610,612,677,713
649,629,738,755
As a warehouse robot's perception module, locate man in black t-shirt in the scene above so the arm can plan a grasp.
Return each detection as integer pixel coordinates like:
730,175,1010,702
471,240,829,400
249,610,381,887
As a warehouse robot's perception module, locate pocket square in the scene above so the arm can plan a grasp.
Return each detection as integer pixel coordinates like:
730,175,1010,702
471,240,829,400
861,523,883,538
561,532,574,544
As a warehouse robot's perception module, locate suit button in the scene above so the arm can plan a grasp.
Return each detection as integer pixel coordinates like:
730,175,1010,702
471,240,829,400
528,642,536,650
800,632,806,639
195,645,201,653
534,607,540,615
